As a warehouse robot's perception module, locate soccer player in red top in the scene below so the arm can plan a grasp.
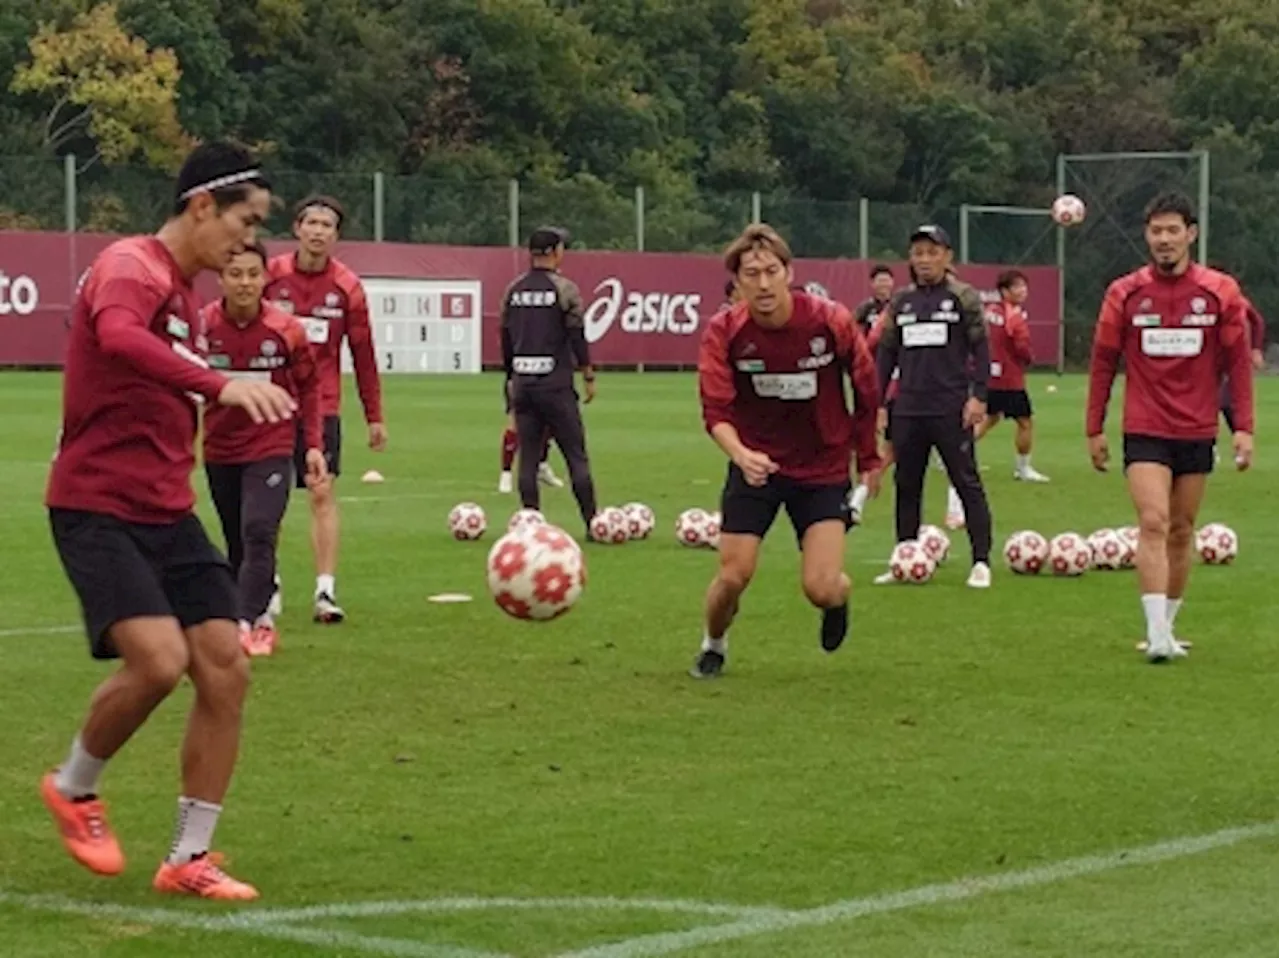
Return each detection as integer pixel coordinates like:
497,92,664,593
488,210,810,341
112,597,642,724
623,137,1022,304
1086,191,1254,663
202,241,327,657
264,195,387,624
43,142,295,899
694,224,882,678
1219,296,1266,436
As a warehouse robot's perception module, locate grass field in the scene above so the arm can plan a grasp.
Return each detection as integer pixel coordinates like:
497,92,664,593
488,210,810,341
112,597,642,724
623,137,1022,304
0,370,1275,958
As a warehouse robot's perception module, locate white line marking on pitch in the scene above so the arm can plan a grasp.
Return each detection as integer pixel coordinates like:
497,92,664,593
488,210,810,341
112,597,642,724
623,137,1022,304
0,624,80,638
552,822,1278,958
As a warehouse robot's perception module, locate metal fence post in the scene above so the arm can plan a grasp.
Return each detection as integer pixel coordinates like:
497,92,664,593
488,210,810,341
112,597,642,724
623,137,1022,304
373,171,384,242
858,197,869,260
1055,153,1067,374
64,154,76,232
958,203,971,264
1197,149,1210,266
751,191,761,224
507,179,519,248
635,185,645,251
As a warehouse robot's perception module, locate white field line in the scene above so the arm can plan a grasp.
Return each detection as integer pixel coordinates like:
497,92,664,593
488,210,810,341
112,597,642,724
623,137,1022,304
553,822,1278,958
0,624,80,638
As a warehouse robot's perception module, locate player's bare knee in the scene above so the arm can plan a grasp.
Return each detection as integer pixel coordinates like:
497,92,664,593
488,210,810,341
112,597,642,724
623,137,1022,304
130,640,190,696
716,561,753,597
310,484,336,515
801,571,844,609
1137,506,1169,538
1167,514,1195,545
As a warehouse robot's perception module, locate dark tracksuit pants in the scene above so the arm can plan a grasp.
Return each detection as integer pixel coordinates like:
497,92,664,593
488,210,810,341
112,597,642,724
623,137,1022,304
893,413,992,564
512,384,597,525
205,456,292,622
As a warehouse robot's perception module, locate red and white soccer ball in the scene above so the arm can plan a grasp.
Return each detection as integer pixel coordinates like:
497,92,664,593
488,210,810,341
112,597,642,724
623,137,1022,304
1003,530,1049,575
1195,522,1238,565
1051,193,1086,227
916,524,951,565
486,524,586,621
705,510,722,550
447,502,487,541
1049,532,1092,576
889,540,936,584
589,507,630,544
1087,528,1127,571
675,508,712,548
508,508,546,535
1116,526,1139,568
622,502,656,540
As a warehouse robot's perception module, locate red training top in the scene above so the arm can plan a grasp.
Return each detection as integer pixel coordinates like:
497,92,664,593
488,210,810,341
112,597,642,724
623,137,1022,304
201,300,323,464
263,253,382,422
47,236,229,524
985,301,1033,391
699,290,881,483
1086,263,1254,440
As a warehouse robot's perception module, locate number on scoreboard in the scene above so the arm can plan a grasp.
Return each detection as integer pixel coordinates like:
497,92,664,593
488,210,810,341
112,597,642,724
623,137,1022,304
340,278,483,375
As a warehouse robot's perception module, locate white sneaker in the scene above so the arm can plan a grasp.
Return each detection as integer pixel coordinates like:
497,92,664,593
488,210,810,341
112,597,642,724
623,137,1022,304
846,485,868,527
1015,466,1051,483
966,561,992,589
498,471,513,494
313,593,345,624
873,570,897,585
1144,632,1187,663
537,462,565,488
267,576,283,618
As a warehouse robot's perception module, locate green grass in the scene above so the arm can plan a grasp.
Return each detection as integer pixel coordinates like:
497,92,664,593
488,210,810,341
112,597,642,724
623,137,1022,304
0,370,1274,958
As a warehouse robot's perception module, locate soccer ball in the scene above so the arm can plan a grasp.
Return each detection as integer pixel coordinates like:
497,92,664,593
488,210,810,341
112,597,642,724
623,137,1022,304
1196,522,1238,565
675,508,712,548
589,507,629,544
486,524,586,621
1087,528,1127,570
508,508,546,535
916,524,951,564
889,540,936,583
1003,530,1049,575
1051,193,1086,227
1116,526,1139,568
447,502,486,541
622,502,655,540
1048,532,1092,576
705,510,722,550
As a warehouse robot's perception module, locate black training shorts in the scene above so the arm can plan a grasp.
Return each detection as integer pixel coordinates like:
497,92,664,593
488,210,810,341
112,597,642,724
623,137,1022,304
295,414,342,488
720,463,852,548
986,388,1033,420
1123,434,1214,478
48,508,238,660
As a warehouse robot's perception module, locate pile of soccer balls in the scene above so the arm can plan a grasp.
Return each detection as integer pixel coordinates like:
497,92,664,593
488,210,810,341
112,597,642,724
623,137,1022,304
886,524,952,583
675,508,721,550
1002,523,1238,576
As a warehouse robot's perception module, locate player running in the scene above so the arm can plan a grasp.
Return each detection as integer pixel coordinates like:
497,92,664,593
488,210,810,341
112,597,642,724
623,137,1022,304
202,242,327,657
873,226,994,588
1086,191,1254,663
501,226,600,533
693,224,881,678
853,264,896,333
264,195,386,623
43,142,291,899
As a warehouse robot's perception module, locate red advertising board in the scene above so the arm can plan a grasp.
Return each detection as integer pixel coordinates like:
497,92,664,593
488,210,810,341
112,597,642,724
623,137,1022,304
0,231,1061,368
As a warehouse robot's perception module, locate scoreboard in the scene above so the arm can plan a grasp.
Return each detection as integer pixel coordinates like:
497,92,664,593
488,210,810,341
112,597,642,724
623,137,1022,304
340,278,483,375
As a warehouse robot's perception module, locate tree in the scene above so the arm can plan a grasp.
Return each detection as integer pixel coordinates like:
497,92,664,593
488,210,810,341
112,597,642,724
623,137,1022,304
10,2,191,171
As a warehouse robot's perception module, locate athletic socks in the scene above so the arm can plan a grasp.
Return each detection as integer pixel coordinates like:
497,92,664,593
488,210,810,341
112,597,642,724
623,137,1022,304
1141,593,1168,643
54,735,105,800
167,797,222,865
701,634,727,655
1167,597,1183,632
316,574,335,599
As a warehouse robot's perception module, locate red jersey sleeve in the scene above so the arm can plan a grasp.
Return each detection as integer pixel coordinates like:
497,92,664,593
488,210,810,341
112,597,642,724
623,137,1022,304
1212,278,1255,434
92,274,227,400
1245,300,1266,350
1085,277,1131,437
831,303,882,473
341,274,383,423
284,317,324,452
698,307,738,433
1008,307,1033,366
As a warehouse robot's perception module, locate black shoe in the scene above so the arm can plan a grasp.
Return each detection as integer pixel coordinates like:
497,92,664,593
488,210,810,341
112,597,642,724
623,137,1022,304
689,649,725,679
820,603,848,652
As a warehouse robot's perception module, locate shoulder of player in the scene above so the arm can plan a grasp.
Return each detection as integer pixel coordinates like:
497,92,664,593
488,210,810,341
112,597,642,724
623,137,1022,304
88,238,175,305
944,276,982,312
265,253,294,281
199,299,224,326
260,303,307,342
550,272,582,299
1105,266,1156,304
329,259,367,301
707,301,750,341
1187,264,1242,303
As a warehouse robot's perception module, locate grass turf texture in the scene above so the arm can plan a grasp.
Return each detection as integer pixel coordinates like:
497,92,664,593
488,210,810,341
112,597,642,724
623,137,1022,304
0,370,1274,958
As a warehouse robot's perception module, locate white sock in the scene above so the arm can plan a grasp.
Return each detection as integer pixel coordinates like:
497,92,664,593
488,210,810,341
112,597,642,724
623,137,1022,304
1141,593,1168,642
850,483,869,512
316,574,335,599
1015,453,1030,472
701,634,727,655
167,797,222,865
1167,597,1183,632
54,735,106,800
254,613,274,628
947,486,963,515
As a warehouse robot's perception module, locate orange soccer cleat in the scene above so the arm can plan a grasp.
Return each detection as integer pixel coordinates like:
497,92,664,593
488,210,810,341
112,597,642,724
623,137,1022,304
40,772,125,876
153,852,259,900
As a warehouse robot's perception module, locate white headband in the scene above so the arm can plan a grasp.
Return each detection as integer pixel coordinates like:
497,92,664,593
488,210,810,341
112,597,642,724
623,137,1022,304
178,168,263,200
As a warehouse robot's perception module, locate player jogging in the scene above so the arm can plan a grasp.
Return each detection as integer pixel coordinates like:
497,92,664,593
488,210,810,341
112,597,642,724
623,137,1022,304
1086,191,1254,663
501,226,600,532
694,224,881,678
43,142,293,899
873,226,994,588
264,195,386,623
203,241,327,657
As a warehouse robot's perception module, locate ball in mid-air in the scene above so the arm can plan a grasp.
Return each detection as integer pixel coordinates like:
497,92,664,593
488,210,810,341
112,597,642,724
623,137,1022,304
486,524,585,621
1051,193,1086,226
448,502,487,541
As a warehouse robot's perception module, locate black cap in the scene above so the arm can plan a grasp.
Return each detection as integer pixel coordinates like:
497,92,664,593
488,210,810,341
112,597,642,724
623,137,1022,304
529,226,569,254
909,224,951,248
